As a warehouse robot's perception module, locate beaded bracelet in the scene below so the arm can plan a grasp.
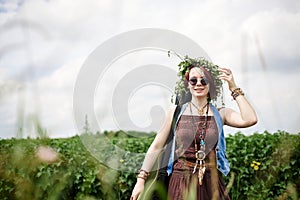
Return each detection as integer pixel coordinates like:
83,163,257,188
137,169,150,175
231,88,244,100
136,169,150,180
136,174,147,180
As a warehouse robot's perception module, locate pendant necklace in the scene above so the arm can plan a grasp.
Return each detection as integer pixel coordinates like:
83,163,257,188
189,101,209,185
191,101,208,116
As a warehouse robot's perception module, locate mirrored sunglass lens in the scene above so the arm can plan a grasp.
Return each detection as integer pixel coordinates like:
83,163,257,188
201,78,208,85
189,78,197,85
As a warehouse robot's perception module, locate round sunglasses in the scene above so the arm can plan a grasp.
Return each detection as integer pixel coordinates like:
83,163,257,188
189,77,208,86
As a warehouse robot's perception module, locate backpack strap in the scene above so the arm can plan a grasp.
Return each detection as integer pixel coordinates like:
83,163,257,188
166,103,187,175
159,105,181,172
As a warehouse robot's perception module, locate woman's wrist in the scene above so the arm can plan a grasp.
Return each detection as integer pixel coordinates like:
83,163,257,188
136,169,150,181
231,87,244,100
136,177,146,184
229,85,238,92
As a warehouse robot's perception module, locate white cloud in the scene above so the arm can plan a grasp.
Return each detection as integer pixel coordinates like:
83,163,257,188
94,50,179,132
241,8,300,70
0,57,83,138
0,0,300,138
31,57,83,136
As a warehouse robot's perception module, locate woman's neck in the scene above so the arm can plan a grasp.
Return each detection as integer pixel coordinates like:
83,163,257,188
191,97,208,108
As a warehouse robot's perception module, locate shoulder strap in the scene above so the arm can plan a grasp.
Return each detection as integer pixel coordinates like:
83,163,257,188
165,105,181,144
157,105,181,170
166,104,186,175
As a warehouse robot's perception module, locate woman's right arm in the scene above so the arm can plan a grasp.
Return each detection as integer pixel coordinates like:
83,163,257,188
130,105,177,200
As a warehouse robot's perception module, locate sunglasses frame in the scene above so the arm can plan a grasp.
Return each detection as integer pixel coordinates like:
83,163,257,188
188,77,208,86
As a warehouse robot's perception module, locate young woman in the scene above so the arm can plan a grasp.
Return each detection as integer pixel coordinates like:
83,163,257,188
130,57,257,200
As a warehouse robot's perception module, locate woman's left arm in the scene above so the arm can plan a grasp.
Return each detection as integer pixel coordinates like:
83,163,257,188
218,68,258,128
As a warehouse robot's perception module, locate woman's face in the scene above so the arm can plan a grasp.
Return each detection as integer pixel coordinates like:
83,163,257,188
188,67,209,98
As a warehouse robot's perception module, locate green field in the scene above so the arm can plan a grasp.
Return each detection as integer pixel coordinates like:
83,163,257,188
0,130,299,200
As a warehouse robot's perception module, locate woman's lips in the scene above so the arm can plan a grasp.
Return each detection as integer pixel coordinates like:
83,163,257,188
194,87,205,91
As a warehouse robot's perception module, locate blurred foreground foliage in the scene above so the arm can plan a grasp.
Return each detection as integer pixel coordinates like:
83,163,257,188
0,130,299,200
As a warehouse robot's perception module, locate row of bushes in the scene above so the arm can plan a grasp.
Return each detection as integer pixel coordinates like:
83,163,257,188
0,130,299,199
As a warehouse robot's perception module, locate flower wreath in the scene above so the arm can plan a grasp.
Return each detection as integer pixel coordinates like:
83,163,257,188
168,51,223,105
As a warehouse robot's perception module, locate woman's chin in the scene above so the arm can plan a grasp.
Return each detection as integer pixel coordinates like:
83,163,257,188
192,93,207,98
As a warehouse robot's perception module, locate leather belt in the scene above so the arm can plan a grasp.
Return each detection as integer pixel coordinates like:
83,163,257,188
181,159,216,169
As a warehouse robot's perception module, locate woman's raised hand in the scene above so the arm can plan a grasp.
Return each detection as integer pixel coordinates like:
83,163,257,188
218,67,237,91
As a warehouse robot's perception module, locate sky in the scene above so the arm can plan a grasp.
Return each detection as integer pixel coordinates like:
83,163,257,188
0,0,300,139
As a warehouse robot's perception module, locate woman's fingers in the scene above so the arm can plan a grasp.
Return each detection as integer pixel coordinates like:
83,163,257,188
218,68,237,91
218,68,232,76
130,194,137,200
